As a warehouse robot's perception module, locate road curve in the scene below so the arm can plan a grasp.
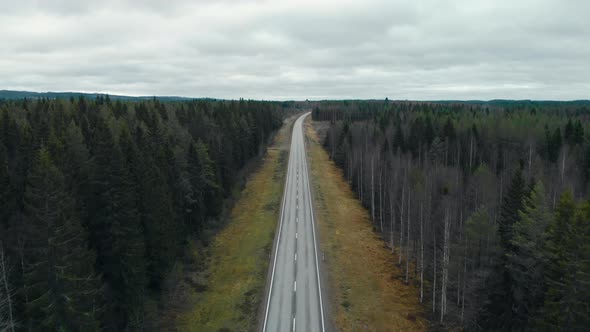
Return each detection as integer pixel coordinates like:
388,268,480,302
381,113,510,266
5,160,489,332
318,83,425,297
262,113,325,332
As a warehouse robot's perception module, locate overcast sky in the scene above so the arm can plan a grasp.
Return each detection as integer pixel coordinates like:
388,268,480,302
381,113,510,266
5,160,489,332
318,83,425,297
1,0,588,100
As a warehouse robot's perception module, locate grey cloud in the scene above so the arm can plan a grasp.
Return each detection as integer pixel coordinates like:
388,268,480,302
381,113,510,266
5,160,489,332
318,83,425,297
0,0,589,100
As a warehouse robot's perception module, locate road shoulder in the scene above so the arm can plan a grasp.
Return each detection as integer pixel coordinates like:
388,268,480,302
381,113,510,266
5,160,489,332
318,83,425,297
170,115,294,331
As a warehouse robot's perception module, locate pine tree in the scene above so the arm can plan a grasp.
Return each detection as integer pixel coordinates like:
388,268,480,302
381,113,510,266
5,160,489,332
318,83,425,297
22,148,102,331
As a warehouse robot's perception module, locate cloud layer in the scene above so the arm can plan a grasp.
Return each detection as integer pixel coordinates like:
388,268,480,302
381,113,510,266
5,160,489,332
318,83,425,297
1,0,588,100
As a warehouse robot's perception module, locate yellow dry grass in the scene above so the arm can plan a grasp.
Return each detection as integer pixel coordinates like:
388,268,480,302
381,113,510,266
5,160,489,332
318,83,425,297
177,118,292,331
305,120,427,332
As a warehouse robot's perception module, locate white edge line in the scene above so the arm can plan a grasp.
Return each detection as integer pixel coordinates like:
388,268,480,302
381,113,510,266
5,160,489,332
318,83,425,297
262,118,295,332
301,112,326,332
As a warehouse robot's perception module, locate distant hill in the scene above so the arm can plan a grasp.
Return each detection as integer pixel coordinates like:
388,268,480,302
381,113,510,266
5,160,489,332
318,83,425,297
430,99,590,107
1,90,588,105
0,90,202,101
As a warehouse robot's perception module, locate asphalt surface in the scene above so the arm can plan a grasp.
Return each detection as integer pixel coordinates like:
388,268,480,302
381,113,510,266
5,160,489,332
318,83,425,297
263,113,325,332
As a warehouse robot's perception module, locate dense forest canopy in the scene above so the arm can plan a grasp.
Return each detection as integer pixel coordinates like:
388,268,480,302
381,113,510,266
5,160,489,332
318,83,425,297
314,100,590,331
0,96,287,330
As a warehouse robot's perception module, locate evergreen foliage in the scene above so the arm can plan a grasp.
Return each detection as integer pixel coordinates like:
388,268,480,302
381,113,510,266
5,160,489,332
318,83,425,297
314,100,590,330
0,97,284,329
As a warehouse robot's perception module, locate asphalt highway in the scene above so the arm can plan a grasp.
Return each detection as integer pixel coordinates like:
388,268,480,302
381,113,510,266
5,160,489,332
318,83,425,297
262,113,325,332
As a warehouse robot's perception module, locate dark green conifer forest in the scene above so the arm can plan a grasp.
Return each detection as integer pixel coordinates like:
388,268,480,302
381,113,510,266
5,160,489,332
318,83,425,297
314,100,590,331
0,96,284,330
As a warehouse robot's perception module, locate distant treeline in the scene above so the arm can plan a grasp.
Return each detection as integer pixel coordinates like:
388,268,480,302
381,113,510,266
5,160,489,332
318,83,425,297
0,96,286,330
314,100,590,331
0,90,199,102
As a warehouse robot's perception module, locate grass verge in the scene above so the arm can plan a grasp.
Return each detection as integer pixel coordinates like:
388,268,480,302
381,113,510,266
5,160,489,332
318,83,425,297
305,119,427,332
173,118,292,331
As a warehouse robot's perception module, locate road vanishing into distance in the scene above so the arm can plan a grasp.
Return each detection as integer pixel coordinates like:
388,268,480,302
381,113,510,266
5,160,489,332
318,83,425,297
263,113,325,332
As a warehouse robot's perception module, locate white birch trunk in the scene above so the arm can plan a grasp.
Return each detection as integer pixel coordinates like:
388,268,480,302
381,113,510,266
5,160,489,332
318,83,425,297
440,208,450,323
420,201,424,303
528,143,533,177
379,165,383,232
469,133,473,172
399,174,405,265
0,243,15,332
371,155,375,222
406,189,411,284
433,230,437,313
390,190,395,253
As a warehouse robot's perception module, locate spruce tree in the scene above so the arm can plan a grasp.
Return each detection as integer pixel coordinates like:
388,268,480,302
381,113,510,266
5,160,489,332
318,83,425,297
565,119,574,145
138,156,176,288
106,144,147,328
499,167,526,250
479,167,527,329
0,143,14,227
507,183,550,328
22,148,102,331
573,120,584,145
62,120,93,226
540,191,590,330
393,122,405,152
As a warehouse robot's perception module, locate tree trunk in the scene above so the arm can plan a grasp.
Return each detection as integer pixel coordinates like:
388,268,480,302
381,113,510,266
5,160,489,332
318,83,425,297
433,230,437,313
390,188,395,253
461,240,467,325
399,173,405,265
528,143,533,178
440,208,450,323
406,188,411,284
561,148,566,184
371,155,375,222
0,242,15,332
472,133,473,173
360,148,363,202
379,166,383,232
420,201,424,303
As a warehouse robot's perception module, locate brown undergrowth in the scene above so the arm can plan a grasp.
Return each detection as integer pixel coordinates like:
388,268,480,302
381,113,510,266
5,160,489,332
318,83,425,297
305,119,427,332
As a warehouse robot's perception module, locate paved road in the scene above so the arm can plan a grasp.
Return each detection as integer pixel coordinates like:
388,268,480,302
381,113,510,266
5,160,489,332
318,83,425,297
263,113,325,332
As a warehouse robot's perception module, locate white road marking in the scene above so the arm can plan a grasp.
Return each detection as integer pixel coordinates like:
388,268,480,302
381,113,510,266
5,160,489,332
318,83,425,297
294,281,297,292
263,113,324,332
262,128,294,332
295,253,297,261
